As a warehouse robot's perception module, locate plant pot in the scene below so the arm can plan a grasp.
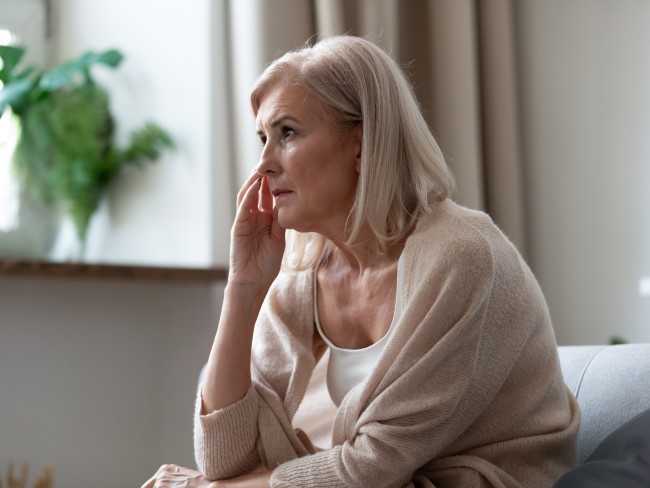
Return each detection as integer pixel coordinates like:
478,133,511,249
0,189,62,259
48,213,87,263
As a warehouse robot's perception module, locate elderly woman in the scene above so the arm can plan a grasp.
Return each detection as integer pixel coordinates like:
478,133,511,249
143,35,579,488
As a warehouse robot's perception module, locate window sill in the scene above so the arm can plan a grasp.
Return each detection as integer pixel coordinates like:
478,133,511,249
0,259,228,282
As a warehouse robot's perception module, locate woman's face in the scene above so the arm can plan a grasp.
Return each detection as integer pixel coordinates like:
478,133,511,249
255,83,361,236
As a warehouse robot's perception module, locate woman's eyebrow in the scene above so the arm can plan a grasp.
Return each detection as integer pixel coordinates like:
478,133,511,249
271,114,299,128
257,115,300,136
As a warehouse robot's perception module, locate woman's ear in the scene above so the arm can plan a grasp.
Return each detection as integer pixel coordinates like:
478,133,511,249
353,124,363,173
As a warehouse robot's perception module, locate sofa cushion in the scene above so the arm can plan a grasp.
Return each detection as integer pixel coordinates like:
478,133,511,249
558,344,650,461
553,407,650,487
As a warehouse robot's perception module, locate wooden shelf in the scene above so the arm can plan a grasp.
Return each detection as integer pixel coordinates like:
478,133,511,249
0,259,228,282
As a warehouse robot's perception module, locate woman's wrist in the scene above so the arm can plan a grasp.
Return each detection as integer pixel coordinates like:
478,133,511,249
224,281,271,309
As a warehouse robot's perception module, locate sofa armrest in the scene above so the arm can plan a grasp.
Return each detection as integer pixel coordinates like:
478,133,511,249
558,344,650,461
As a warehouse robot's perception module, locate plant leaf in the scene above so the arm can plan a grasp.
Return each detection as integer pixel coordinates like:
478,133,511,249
39,49,124,92
0,77,36,115
0,45,25,84
120,122,174,164
94,49,123,67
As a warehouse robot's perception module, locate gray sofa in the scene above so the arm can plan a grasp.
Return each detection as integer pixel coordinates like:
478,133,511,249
558,344,650,461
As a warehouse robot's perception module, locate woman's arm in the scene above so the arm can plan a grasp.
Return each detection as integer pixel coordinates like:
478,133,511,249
196,268,320,480
201,172,285,413
201,283,266,413
195,173,286,479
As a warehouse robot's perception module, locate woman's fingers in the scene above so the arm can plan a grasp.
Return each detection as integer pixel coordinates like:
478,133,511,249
236,171,263,207
259,176,274,213
235,175,278,225
140,464,169,488
234,177,262,223
237,171,276,215
142,464,178,488
140,465,209,488
140,475,156,488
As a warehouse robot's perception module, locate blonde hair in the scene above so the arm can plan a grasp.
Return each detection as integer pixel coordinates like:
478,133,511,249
251,35,454,270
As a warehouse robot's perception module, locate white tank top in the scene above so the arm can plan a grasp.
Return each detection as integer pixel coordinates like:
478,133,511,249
314,255,404,407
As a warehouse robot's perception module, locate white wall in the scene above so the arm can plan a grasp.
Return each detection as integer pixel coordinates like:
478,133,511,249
0,276,223,488
517,0,650,344
52,0,233,268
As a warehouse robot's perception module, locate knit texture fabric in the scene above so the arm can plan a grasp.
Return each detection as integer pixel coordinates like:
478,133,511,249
194,200,580,487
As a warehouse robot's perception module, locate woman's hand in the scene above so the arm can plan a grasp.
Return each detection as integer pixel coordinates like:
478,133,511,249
141,465,272,488
229,172,286,292
140,465,215,488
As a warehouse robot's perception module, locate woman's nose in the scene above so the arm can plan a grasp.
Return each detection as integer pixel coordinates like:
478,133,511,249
256,144,280,176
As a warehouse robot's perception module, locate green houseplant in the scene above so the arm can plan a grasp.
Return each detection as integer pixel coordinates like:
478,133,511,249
0,45,173,251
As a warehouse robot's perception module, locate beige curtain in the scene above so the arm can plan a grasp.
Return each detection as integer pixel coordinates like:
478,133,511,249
228,0,527,255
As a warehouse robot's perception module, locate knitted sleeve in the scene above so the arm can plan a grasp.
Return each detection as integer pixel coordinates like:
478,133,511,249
194,384,261,479
194,271,318,480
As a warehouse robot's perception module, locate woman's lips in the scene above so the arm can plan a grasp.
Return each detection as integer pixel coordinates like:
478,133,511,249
271,189,292,198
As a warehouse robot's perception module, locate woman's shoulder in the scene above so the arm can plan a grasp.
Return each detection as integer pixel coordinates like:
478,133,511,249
260,267,317,328
408,201,489,258
404,199,530,285
266,267,315,306
412,200,519,258
254,268,316,346
418,199,497,237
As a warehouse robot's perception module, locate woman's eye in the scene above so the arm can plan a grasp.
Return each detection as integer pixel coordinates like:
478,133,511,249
281,126,296,139
259,135,267,146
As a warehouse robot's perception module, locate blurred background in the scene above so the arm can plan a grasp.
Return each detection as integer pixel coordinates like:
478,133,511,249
0,0,649,486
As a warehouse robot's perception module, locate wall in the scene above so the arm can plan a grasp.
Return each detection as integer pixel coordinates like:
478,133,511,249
517,0,650,344
0,276,223,488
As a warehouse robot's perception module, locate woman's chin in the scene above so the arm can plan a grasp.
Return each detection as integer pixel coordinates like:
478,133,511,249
276,211,295,231
277,210,308,233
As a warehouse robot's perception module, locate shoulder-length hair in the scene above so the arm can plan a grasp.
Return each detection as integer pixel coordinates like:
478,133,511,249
250,35,454,270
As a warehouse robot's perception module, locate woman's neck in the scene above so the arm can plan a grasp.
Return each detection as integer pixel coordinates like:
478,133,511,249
323,232,406,276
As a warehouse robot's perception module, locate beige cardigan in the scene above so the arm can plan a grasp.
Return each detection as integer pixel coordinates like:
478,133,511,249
195,200,579,488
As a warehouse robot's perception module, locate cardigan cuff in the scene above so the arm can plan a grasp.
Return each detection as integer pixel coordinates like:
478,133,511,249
194,384,260,479
269,448,344,488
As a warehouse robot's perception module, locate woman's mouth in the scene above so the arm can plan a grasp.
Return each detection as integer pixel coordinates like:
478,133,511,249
272,189,293,198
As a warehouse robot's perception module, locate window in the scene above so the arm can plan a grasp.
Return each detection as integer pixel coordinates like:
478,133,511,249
0,0,47,233
0,27,16,52
0,28,20,231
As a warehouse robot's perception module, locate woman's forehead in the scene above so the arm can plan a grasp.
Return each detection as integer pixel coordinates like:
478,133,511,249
255,84,318,127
